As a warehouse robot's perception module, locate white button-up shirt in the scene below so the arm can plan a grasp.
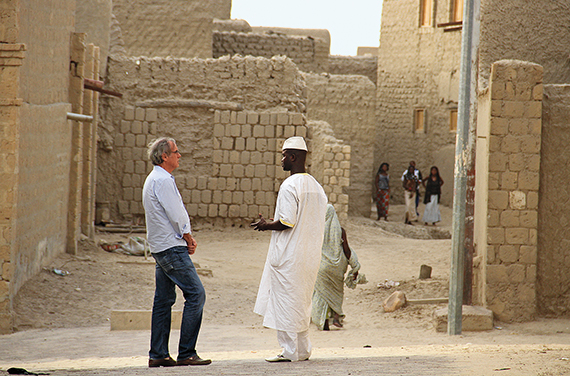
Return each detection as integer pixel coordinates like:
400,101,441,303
142,166,191,253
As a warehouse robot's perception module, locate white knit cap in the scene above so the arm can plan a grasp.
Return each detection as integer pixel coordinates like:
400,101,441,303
282,136,308,151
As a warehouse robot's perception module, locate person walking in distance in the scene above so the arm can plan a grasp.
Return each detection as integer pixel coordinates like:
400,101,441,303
142,137,211,367
252,136,328,362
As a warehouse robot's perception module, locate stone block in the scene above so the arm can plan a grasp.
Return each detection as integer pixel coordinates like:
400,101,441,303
507,154,524,172
295,126,307,138
501,135,521,153
253,125,264,138
518,171,539,190
247,113,259,125
283,125,295,138
256,138,268,151
191,190,201,203
221,137,234,150
489,153,507,172
489,136,501,152
248,204,259,218
230,124,241,137
212,190,222,204
230,111,237,123
277,113,289,125
208,204,218,217
220,110,230,124
527,192,538,209
490,117,508,135
265,125,274,138
290,113,304,125
508,118,529,135
499,210,519,227
219,164,232,177
498,245,518,263
506,264,526,283
228,205,240,218
120,120,131,134
486,264,508,283
525,264,537,283
259,113,270,125
236,112,247,124
186,177,197,189
503,101,525,118
524,101,542,119
222,191,232,204
262,178,273,191
187,204,198,217
198,204,208,217
487,209,500,227
519,135,541,154
241,124,252,138
135,108,145,121
519,210,537,228
213,150,223,163
488,173,499,190
500,171,518,190
213,124,224,137
488,190,509,210
124,106,135,121
201,190,212,204
434,305,493,332
487,227,505,245
233,164,245,177
227,178,237,191
505,228,529,245
519,245,537,264
218,204,228,217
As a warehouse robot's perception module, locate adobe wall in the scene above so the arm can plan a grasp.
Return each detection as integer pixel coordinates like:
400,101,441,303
473,60,542,322
537,84,570,316
213,31,330,73
304,73,376,217
75,0,111,76
0,0,76,333
98,55,348,223
478,0,570,88
328,55,377,85
212,0,232,19
377,0,461,206
112,0,213,59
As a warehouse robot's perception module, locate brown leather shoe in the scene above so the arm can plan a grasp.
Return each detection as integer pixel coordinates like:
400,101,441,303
148,356,177,367
176,354,212,366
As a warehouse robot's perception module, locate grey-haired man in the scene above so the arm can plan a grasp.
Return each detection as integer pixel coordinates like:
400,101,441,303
142,137,210,367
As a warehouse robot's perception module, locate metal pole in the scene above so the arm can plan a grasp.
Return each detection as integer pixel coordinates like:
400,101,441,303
448,0,479,335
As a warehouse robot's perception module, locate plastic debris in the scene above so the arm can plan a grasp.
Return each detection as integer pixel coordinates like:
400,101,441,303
52,268,70,276
377,280,400,289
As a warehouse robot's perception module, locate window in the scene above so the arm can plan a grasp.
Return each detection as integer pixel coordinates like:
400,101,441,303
414,109,426,133
420,0,433,27
449,109,458,132
451,0,463,22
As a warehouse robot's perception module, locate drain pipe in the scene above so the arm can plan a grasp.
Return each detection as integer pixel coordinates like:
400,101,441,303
448,0,480,335
67,112,93,122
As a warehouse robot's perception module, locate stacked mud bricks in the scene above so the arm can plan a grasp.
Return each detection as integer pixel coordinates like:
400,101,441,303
213,32,329,73
115,106,159,218
115,107,350,224
484,60,543,322
321,144,351,220
0,43,25,333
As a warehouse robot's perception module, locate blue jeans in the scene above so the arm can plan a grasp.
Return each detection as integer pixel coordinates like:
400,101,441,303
149,246,206,361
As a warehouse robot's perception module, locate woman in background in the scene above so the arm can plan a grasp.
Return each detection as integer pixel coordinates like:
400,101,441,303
403,165,419,224
311,204,366,330
422,166,444,225
374,163,390,221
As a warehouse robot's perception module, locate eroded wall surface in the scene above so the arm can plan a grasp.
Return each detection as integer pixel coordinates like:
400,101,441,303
479,0,570,88
112,0,213,58
328,55,377,85
377,0,461,205
304,73,376,217
537,84,570,316
213,31,330,73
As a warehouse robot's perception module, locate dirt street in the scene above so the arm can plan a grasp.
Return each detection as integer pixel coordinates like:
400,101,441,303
3,205,570,375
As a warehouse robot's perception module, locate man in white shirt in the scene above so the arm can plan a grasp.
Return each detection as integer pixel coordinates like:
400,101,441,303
142,137,210,367
252,136,328,362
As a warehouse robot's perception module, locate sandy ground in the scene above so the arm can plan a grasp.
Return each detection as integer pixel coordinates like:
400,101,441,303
5,204,570,375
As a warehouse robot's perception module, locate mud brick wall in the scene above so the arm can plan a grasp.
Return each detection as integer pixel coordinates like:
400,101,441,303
473,60,543,322
0,0,76,333
213,31,329,73
328,55,378,85
537,84,570,316
308,120,351,220
112,0,213,59
304,73,375,217
99,55,349,224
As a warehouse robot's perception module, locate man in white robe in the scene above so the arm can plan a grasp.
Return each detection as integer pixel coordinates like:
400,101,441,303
252,136,327,362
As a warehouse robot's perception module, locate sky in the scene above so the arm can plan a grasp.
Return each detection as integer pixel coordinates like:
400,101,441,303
231,0,384,56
